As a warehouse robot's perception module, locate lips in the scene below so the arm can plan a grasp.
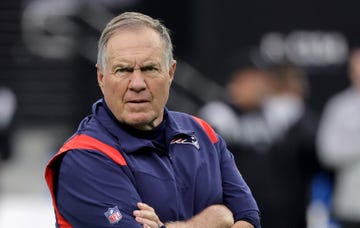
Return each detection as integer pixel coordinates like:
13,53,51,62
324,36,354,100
126,99,150,103
124,97,152,107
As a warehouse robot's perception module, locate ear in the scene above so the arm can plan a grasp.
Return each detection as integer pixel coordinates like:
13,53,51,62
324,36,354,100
168,60,177,83
96,64,105,92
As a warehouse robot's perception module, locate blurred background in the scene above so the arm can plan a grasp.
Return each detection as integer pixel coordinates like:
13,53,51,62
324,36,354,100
1,0,360,227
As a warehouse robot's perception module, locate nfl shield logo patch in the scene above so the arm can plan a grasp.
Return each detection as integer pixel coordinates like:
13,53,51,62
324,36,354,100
104,206,122,224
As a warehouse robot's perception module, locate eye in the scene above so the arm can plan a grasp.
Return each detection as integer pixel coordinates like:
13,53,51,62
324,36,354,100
115,67,133,73
113,67,134,77
140,65,159,73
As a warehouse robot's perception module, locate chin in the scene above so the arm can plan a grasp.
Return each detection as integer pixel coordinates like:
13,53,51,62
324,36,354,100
126,114,159,130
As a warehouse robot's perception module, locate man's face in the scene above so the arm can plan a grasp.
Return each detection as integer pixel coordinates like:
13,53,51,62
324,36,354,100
228,69,269,110
97,26,176,130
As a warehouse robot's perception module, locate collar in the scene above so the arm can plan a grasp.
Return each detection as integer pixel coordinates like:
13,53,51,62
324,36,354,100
92,99,193,154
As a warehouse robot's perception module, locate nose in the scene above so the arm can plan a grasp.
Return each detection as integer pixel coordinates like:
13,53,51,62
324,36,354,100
128,70,146,92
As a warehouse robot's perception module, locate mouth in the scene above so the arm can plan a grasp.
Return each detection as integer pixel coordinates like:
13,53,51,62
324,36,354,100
125,98,152,108
126,99,150,104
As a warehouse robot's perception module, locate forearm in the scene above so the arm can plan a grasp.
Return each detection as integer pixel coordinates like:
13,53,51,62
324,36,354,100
166,204,234,228
232,220,254,228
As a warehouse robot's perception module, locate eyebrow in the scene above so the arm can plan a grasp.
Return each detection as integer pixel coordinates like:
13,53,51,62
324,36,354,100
140,62,161,68
113,61,160,68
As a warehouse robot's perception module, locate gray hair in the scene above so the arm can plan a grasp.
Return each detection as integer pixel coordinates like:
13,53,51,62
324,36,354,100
97,12,174,70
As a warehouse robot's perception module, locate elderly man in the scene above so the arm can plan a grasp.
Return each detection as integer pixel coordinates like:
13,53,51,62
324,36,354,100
45,12,260,228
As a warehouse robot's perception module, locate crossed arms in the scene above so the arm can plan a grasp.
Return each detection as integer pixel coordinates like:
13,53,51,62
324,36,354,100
134,202,254,228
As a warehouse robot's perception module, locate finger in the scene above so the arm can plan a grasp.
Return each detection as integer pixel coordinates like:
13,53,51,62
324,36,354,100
137,202,155,212
134,202,163,227
133,209,158,221
135,215,158,227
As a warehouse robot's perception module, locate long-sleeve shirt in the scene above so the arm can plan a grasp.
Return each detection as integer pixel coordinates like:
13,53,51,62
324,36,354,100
45,99,260,227
317,87,360,221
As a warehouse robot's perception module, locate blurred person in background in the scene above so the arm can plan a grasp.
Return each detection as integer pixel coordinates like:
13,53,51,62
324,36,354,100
45,12,260,228
317,48,360,228
0,86,16,166
261,62,328,228
0,86,16,194
198,55,271,151
199,60,325,227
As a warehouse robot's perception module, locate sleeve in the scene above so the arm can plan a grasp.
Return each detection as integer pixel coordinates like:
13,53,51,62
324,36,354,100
217,136,261,228
56,149,142,228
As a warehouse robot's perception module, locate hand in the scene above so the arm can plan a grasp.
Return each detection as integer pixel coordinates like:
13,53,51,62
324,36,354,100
133,202,165,228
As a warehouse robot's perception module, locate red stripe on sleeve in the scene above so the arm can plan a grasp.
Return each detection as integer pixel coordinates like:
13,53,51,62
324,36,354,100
45,169,73,228
45,134,126,227
58,134,127,166
192,116,218,143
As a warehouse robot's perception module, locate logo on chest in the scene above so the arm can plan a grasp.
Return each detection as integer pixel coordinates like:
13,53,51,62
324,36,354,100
104,206,122,224
170,135,200,150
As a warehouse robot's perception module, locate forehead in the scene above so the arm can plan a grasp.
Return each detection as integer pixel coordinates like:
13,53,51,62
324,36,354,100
106,27,165,63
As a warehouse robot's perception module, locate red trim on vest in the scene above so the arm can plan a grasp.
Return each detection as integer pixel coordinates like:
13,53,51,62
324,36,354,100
192,116,218,143
44,134,127,227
